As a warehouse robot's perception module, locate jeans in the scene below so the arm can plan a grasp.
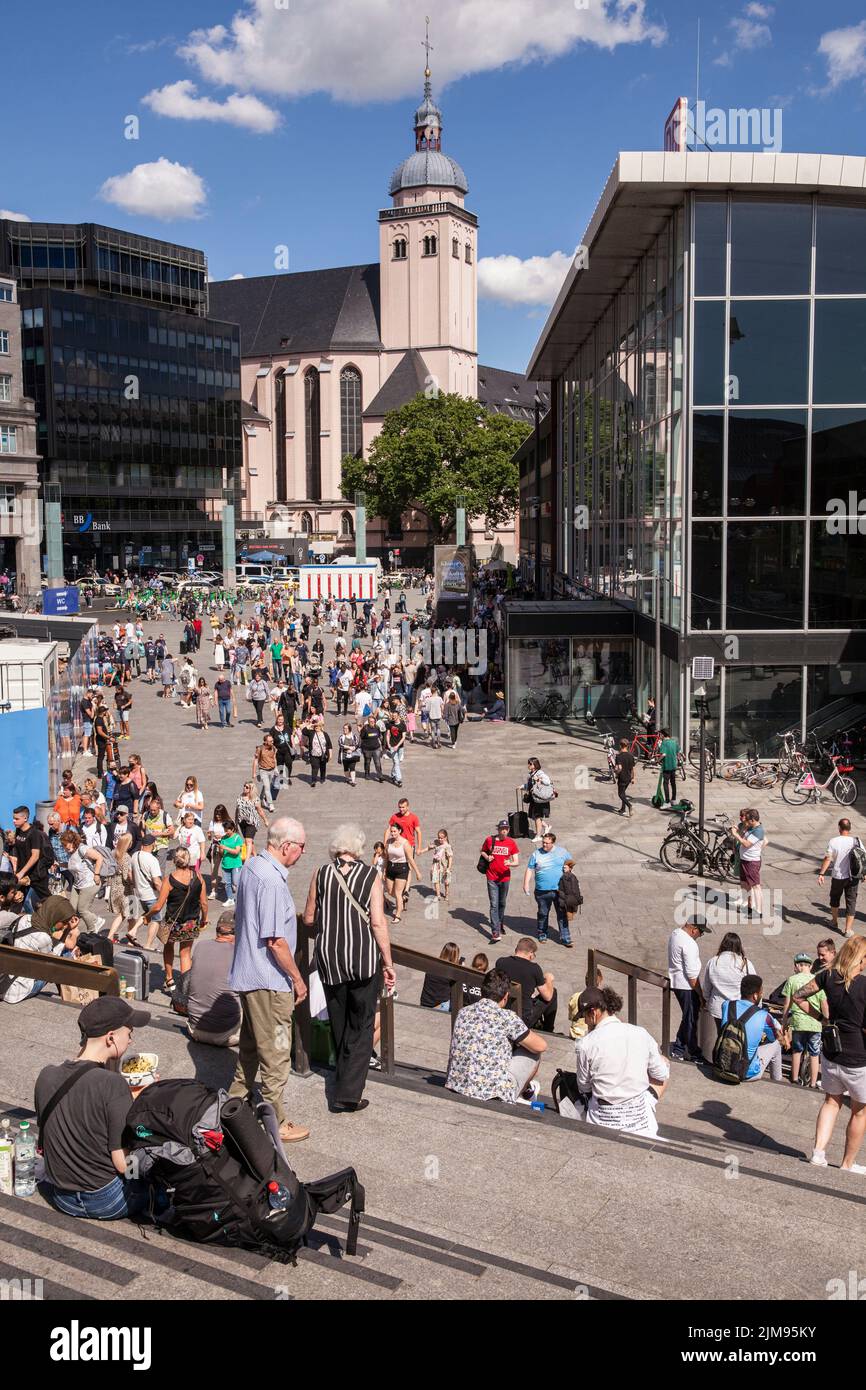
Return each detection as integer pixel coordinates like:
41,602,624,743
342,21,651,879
673,986,700,1056
534,888,571,944
39,1175,154,1220
337,690,350,715
487,878,509,935
218,697,233,727
221,864,241,899
252,699,266,726
256,770,279,809
749,1040,783,1082
663,769,677,803
388,746,404,783
309,755,327,784
362,749,383,779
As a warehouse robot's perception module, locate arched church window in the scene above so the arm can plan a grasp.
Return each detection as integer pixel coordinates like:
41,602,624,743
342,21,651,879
300,511,313,534
452,237,459,258
393,238,407,261
465,243,472,264
340,511,354,538
274,368,287,502
340,366,363,460
304,367,322,502
423,235,438,257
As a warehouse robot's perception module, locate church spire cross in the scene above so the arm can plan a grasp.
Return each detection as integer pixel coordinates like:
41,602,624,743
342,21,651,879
422,15,434,86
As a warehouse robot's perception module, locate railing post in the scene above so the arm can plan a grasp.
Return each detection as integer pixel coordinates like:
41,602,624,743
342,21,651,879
291,919,312,1077
380,988,396,1075
661,982,671,1058
627,975,638,1026
449,979,464,1019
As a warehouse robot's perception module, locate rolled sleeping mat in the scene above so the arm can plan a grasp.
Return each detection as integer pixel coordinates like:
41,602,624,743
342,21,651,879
220,1096,287,1184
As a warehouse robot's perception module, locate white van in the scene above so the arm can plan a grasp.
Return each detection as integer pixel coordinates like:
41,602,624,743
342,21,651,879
236,562,273,583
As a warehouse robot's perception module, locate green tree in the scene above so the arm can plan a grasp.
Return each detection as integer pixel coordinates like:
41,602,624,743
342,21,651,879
341,391,530,543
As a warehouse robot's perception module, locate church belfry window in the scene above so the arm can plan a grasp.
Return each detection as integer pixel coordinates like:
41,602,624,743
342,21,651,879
423,235,438,257
393,238,407,260
465,243,472,264
274,369,287,502
340,366,362,460
452,237,459,258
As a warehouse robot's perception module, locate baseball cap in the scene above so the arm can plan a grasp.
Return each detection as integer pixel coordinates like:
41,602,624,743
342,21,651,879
575,986,607,1017
794,951,812,964
79,996,151,1037
687,917,712,935
497,818,509,828
140,833,156,846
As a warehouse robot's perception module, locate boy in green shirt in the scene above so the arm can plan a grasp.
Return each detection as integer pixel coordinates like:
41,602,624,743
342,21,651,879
658,728,680,805
781,951,826,1087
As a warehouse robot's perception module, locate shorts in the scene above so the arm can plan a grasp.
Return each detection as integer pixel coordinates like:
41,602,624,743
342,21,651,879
528,798,550,821
387,861,409,880
739,859,761,887
820,1056,866,1104
792,1030,821,1056
83,720,93,737
238,820,257,841
508,1049,539,1100
830,877,859,914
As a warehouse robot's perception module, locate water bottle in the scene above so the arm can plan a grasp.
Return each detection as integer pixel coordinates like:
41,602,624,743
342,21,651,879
266,1181,291,1213
0,1119,13,1197
13,1121,37,1197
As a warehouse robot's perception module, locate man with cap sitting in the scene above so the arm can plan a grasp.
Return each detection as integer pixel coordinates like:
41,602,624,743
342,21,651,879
35,996,154,1219
574,985,670,1137
667,916,711,1062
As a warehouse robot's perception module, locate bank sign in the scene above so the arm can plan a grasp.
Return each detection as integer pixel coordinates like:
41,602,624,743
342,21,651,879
43,586,80,616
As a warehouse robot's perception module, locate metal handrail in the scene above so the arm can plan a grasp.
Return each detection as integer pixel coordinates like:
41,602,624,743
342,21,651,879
291,923,521,1078
586,948,671,1056
0,946,120,999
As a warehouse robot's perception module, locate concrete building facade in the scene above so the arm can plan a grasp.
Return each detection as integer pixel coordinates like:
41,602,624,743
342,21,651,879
0,273,41,592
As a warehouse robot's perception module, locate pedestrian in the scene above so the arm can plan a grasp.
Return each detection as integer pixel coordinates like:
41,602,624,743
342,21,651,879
226,816,310,1144
10,805,53,912
818,817,863,938
269,711,295,787
479,818,520,943
174,776,204,825
338,722,361,786
384,825,412,923
218,820,246,907
93,702,113,778
797,936,866,1171
700,931,755,1039
360,713,384,782
730,808,766,919
235,781,270,860
519,757,556,842
383,703,407,786
206,803,232,898
141,795,173,870
214,672,237,728
426,686,445,748
141,846,208,997
194,676,212,731
60,829,106,931
614,738,636,816
252,733,281,811
522,831,573,947
174,810,206,874
302,824,396,1112
302,715,332,788
574,986,669,1136
658,728,680,804
667,916,710,1061
442,688,463,746
419,828,454,902
248,672,269,728
780,950,826,1087
719,975,784,1083
159,652,176,701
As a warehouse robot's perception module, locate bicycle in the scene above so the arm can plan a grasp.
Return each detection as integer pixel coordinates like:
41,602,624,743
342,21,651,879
659,812,738,880
688,741,717,782
630,727,662,761
775,731,804,776
600,732,617,781
781,753,858,806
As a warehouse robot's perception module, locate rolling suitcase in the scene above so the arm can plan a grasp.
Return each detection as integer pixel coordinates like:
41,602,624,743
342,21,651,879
509,791,531,840
113,946,150,1002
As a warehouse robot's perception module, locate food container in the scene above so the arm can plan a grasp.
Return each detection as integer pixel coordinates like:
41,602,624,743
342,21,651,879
120,1053,159,1087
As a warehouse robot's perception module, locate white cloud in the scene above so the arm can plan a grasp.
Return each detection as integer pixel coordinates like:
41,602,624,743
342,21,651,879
143,79,279,133
744,2,773,19
0,209,31,222
228,272,245,279
818,21,866,89
478,250,574,307
98,157,207,221
178,0,666,104
714,3,772,65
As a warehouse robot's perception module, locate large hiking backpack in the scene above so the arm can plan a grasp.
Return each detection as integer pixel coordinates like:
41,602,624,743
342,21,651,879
849,837,866,884
123,1078,364,1262
712,1002,761,1085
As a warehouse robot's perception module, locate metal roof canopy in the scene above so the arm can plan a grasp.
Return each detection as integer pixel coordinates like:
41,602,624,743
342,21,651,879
527,151,866,380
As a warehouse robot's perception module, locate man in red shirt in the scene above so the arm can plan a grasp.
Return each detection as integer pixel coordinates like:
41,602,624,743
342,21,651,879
386,798,421,882
480,818,520,943
193,616,203,651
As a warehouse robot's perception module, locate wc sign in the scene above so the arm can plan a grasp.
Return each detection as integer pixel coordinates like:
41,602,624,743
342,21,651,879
43,586,80,616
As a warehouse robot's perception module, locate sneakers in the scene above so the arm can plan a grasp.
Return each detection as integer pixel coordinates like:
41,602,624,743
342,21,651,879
278,1121,310,1143
369,1052,382,1071
537,933,548,943
516,1079,541,1106
490,931,502,943
840,1163,866,1175
809,1150,828,1166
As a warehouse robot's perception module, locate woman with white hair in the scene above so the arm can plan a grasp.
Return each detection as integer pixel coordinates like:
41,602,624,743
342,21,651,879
302,823,396,1113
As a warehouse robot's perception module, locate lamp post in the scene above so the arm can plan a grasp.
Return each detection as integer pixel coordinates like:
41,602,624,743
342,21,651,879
43,482,64,589
693,684,711,876
354,491,367,565
533,392,543,597
221,487,237,590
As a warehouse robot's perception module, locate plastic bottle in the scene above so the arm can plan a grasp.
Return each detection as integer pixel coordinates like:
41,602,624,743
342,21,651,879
13,1121,37,1197
0,1119,13,1196
266,1180,291,1213
118,977,127,995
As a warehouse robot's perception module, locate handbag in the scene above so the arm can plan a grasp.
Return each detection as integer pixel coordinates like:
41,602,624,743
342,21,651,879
822,1022,843,1059
59,953,103,1007
477,837,491,875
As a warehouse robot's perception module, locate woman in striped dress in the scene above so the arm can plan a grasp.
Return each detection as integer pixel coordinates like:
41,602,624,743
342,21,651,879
302,824,396,1113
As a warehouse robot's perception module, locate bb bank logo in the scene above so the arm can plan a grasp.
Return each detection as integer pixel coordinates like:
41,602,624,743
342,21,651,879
398,619,487,675
49,1320,152,1372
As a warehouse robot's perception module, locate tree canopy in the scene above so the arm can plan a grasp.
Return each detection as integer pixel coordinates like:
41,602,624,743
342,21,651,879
341,391,531,543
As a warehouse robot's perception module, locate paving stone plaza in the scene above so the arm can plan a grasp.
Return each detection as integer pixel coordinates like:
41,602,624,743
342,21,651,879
4,613,866,1304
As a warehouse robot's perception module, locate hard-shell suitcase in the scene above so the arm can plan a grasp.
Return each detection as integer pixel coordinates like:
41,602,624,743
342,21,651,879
113,946,149,1002
509,792,530,840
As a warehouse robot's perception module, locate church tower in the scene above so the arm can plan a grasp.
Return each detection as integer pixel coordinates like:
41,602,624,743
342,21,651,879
379,38,477,398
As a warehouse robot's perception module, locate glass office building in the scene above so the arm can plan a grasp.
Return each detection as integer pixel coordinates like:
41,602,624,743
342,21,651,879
525,154,866,757
0,221,241,572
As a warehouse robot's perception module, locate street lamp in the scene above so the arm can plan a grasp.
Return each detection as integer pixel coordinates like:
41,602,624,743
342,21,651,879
693,684,711,876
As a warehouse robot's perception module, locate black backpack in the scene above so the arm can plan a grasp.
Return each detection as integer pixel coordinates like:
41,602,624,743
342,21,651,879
849,837,866,883
123,1078,364,1263
712,1002,761,1085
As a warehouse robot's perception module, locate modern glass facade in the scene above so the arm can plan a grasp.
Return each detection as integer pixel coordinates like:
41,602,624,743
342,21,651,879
2,220,241,571
536,182,866,759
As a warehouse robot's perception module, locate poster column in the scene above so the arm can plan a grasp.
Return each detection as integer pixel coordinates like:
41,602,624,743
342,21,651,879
43,483,64,589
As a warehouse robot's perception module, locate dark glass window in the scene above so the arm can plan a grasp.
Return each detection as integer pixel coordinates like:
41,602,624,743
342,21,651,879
726,521,804,628
693,301,726,405
727,410,807,515
304,367,322,501
693,198,727,296
274,369,287,501
816,204,866,294
813,301,866,404
810,523,866,628
691,412,723,516
811,408,866,513
728,301,809,405
725,666,803,757
340,366,362,459
730,200,812,296
690,522,723,628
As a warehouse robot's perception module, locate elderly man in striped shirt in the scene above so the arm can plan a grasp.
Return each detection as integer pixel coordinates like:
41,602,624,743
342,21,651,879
227,815,310,1143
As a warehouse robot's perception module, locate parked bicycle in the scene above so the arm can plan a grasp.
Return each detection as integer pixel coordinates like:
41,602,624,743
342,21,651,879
688,741,717,782
659,810,739,880
514,687,570,722
600,732,617,781
781,753,858,806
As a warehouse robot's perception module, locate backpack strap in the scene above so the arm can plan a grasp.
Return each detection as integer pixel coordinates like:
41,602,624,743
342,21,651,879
37,1062,103,1135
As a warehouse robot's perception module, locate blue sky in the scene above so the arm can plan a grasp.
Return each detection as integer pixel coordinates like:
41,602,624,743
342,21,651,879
4,0,866,373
